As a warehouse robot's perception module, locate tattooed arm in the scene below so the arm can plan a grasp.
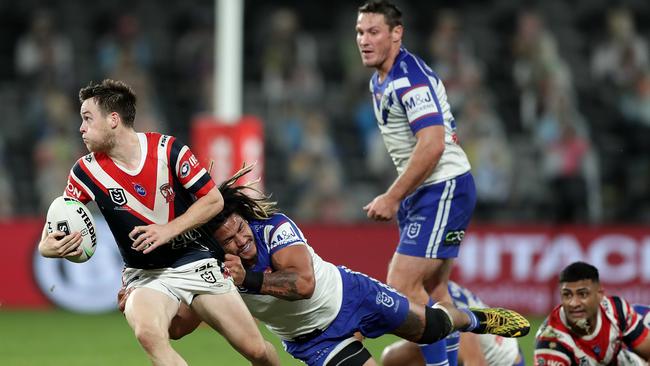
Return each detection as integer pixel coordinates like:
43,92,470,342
264,245,315,300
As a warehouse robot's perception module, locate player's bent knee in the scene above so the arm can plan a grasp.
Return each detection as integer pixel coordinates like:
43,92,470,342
133,325,169,351
325,340,372,366
417,306,453,344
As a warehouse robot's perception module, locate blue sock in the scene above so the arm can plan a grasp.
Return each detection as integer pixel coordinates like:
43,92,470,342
445,331,460,366
420,298,450,366
459,308,479,332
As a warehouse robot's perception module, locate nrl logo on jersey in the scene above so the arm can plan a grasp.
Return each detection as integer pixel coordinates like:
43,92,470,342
108,188,127,206
406,222,421,239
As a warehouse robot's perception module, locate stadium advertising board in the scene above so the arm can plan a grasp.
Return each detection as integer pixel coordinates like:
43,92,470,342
2,221,648,314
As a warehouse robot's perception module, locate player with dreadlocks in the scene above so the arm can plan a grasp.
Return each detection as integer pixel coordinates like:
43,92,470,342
121,165,530,366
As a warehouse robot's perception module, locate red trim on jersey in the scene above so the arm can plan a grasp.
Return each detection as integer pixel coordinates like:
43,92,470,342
77,155,155,225
95,141,157,211
194,180,216,198
165,134,175,222
534,351,570,366
65,173,92,204
630,324,649,348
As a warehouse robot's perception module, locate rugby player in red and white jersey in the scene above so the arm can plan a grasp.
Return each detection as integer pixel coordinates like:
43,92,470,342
535,261,650,366
38,79,279,366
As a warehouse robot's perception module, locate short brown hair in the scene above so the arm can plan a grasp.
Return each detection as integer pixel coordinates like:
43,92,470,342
358,0,403,29
79,79,137,127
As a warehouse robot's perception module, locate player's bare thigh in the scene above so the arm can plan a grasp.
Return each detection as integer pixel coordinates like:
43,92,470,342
190,291,270,359
124,287,181,335
387,253,454,304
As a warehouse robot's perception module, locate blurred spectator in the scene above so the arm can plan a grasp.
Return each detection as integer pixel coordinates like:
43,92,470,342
512,9,573,131
32,88,84,211
281,109,346,221
259,8,324,104
534,95,600,222
428,9,483,113
97,14,152,77
456,93,513,210
98,14,165,132
173,13,214,116
14,9,74,90
591,7,648,93
621,70,650,128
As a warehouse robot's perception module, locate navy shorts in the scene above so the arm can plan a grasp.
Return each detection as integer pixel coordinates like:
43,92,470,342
283,266,410,366
397,172,476,259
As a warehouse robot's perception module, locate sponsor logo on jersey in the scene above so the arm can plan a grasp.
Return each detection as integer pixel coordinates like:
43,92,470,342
108,188,127,206
406,222,421,239
444,230,465,246
189,154,199,167
133,183,146,196
66,181,83,199
180,161,191,178
270,222,301,249
159,183,175,203
159,135,169,147
402,85,438,122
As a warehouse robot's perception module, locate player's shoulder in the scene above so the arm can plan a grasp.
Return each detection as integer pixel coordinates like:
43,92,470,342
143,132,176,149
391,48,435,80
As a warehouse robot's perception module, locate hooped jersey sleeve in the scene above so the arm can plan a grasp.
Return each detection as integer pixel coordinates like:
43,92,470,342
64,157,95,204
168,137,215,198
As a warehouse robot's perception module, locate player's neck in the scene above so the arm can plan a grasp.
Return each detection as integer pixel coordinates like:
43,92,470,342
108,129,141,170
377,44,401,83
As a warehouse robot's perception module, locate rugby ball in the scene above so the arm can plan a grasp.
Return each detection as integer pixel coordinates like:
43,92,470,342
46,196,97,263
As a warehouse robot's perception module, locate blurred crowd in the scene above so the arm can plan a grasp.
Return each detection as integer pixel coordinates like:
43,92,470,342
0,0,648,224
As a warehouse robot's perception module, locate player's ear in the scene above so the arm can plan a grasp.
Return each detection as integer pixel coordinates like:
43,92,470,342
109,112,120,128
391,25,403,43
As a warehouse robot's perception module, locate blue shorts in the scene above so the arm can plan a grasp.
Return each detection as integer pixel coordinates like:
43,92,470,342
283,266,410,366
397,172,476,259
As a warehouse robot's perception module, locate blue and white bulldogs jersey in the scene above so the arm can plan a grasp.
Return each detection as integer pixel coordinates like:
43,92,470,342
449,281,520,366
370,48,470,185
240,213,343,340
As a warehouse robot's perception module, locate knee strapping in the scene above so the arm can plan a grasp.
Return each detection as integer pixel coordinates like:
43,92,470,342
417,306,453,344
325,340,372,366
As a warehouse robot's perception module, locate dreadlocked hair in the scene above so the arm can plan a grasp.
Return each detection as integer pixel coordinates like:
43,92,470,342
211,164,278,228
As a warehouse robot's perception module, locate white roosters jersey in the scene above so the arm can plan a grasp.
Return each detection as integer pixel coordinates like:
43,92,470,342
370,48,470,185
535,296,649,366
448,281,520,366
239,214,343,340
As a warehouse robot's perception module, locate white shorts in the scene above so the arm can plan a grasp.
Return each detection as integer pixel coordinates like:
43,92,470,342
122,258,236,305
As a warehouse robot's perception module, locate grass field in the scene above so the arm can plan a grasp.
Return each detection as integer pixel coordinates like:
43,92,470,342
0,310,543,365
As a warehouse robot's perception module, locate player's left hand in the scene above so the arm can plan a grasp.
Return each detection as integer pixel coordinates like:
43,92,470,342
129,224,176,254
223,253,245,286
363,193,399,221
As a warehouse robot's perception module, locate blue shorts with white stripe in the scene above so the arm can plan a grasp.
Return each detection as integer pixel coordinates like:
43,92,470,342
396,172,476,259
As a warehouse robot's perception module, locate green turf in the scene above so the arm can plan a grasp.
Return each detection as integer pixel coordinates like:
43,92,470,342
0,310,543,365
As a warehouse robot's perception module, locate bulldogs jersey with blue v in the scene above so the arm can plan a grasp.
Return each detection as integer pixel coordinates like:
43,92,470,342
64,132,217,269
370,47,470,185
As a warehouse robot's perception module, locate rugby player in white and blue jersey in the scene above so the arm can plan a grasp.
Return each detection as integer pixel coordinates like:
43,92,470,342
356,1,476,365
123,165,529,366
